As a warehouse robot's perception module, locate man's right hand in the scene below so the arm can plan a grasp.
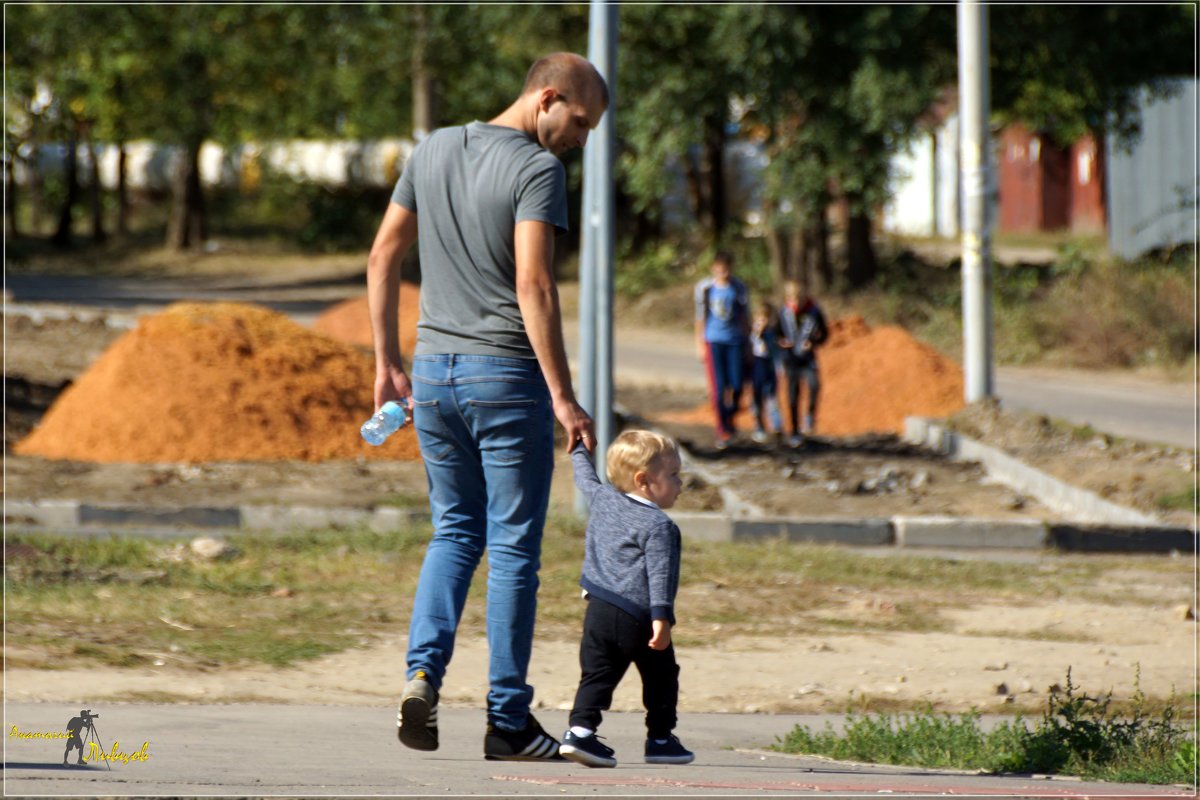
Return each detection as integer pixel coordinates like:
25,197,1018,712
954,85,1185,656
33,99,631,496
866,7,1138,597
374,363,414,413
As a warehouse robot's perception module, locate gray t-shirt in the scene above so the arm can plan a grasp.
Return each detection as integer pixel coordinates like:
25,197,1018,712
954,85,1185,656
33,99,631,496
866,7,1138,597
391,122,569,358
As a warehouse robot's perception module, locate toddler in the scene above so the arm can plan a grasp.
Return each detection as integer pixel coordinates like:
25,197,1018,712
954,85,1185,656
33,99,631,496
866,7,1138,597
559,430,694,768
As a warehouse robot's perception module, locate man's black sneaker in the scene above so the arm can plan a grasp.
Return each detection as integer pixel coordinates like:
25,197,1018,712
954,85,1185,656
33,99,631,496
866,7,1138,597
397,671,439,752
644,734,694,764
483,714,564,761
559,730,617,768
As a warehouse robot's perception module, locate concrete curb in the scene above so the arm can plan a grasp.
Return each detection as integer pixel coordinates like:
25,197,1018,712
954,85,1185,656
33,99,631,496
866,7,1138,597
5,500,430,539
903,416,1161,526
8,500,1189,554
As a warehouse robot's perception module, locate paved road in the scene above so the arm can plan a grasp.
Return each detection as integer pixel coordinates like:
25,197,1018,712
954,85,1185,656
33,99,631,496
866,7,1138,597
4,703,1189,797
561,322,1196,450
7,273,1194,449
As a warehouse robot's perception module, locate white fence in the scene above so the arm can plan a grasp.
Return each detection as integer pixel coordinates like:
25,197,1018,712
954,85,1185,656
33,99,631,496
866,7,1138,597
11,138,413,191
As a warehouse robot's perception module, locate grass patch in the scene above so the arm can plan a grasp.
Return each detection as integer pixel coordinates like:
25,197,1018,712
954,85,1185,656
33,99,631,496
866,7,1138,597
5,528,1191,673
774,668,1195,785
1158,485,1198,513
962,627,1098,644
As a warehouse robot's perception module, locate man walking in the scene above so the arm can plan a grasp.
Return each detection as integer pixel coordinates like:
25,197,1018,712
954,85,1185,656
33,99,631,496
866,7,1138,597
367,53,608,761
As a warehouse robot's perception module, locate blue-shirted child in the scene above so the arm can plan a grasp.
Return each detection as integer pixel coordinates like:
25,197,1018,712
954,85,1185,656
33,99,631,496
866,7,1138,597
559,430,694,769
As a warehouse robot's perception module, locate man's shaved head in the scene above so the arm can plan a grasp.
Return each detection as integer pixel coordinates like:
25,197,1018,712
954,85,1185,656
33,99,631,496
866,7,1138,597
523,52,609,110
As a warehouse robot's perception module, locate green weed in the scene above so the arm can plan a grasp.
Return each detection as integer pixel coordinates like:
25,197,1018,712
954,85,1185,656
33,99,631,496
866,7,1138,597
774,667,1195,785
1157,485,1198,513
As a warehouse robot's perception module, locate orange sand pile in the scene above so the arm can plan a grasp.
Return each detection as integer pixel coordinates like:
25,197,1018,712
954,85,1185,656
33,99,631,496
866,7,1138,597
312,283,420,355
15,302,422,464
661,316,964,436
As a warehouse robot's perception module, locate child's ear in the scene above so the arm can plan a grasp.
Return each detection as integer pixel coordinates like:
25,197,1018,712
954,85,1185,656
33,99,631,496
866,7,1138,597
633,469,648,490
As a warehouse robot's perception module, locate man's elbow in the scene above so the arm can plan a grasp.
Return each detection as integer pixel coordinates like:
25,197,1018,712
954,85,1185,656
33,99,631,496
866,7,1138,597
516,276,556,304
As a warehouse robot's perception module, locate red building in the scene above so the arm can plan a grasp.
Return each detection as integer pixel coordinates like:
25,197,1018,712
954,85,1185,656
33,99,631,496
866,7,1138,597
997,125,1106,234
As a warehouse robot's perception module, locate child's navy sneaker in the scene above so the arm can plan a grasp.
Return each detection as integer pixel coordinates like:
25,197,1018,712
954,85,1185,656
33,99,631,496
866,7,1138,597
560,730,617,768
644,734,694,764
483,714,564,761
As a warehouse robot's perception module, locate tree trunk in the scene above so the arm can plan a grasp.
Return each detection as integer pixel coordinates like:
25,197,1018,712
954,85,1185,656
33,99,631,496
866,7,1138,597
4,150,17,238
682,150,704,228
87,136,106,243
701,115,726,242
166,142,207,251
411,5,440,138
810,209,831,294
52,127,80,247
763,206,787,289
116,142,129,238
845,201,877,289
27,143,43,235
788,227,806,286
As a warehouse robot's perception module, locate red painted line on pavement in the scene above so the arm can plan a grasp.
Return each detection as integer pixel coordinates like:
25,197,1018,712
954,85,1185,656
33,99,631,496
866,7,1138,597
494,773,1193,797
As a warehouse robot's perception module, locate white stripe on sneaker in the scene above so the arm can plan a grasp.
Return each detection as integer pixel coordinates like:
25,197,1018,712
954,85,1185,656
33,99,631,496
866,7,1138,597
521,735,556,758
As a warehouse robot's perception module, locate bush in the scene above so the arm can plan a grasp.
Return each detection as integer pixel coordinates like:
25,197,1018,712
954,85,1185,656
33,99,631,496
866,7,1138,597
209,170,391,252
1034,258,1194,368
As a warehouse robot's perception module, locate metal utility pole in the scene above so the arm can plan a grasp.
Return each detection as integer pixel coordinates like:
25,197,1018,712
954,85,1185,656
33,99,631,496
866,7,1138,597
577,0,617,514
958,0,994,402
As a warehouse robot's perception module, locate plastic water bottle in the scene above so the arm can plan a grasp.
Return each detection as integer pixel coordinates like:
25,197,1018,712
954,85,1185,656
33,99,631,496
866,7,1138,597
360,401,407,446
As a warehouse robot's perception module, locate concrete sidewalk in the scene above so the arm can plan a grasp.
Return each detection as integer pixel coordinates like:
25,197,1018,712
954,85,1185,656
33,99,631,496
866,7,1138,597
4,703,1189,797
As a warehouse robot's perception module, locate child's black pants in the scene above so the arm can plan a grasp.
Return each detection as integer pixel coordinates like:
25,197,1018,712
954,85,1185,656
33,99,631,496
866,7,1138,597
568,597,679,739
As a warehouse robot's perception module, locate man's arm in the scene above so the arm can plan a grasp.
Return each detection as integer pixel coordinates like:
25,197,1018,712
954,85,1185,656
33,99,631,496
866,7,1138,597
367,203,419,411
514,219,594,453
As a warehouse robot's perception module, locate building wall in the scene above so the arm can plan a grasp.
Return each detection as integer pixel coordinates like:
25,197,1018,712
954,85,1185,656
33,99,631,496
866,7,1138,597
882,131,937,236
1069,134,1106,233
998,126,1046,232
1107,78,1197,260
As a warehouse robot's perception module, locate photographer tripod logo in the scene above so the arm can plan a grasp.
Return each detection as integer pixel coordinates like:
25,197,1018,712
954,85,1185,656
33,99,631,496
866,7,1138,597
9,709,151,768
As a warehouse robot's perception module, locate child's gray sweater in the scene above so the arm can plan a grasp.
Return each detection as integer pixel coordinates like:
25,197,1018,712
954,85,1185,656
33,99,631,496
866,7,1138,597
572,444,681,626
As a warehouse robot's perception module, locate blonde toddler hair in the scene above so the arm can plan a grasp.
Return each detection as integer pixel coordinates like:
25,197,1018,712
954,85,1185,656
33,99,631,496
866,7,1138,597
605,429,679,493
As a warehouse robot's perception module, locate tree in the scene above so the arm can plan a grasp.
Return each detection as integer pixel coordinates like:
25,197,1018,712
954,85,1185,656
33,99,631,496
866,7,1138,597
619,5,739,245
989,5,1194,149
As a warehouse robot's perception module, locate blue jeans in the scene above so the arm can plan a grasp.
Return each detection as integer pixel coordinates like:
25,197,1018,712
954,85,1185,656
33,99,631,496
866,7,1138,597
407,354,554,731
750,356,782,433
705,341,744,436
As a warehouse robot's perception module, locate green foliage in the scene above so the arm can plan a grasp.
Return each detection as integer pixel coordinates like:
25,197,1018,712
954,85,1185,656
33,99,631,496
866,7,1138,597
615,241,691,297
1034,258,1195,368
989,5,1194,147
205,167,391,251
775,667,1195,785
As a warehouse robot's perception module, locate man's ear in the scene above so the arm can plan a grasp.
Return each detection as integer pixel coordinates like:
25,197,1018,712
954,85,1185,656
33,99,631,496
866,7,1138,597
537,86,559,112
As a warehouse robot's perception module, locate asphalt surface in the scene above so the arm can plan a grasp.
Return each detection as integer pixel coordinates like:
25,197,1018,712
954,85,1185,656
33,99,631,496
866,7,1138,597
4,703,1191,797
560,323,1196,450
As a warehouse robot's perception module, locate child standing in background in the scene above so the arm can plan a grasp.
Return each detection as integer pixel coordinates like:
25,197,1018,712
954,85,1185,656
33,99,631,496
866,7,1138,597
560,430,694,769
748,301,784,444
775,281,828,446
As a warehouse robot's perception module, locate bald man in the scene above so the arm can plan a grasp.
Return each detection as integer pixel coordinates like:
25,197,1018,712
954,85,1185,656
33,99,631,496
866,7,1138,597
368,53,609,761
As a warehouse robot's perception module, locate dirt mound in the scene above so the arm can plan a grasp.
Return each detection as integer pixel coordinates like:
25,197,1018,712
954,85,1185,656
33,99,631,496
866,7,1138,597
312,283,420,356
14,302,421,464
660,316,964,435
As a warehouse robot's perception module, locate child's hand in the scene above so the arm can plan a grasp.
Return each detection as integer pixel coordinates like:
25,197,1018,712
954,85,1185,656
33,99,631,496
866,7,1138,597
649,620,671,650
